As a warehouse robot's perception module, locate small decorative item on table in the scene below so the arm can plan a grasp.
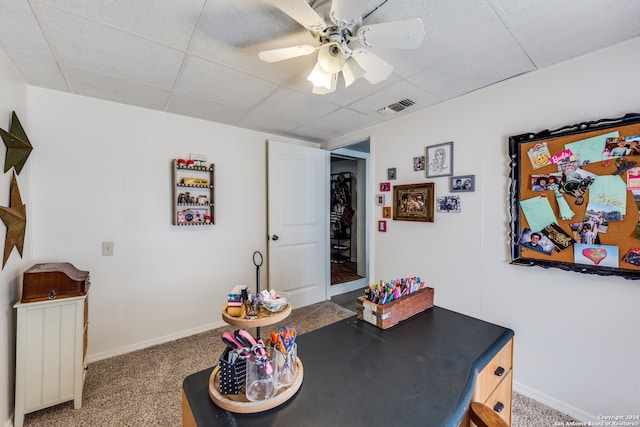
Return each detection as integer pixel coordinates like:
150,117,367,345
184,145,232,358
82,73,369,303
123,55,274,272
227,285,248,317
259,290,290,313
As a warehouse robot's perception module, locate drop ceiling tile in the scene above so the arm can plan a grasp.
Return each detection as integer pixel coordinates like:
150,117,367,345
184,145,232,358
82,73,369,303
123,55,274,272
287,124,342,143
37,0,206,50
315,108,380,136
363,0,509,76
0,0,56,61
3,50,68,91
64,65,171,111
348,80,442,118
174,55,278,108
166,92,248,125
408,31,535,100
188,0,314,84
253,87,340,124
38,4,185,89
494,0,640,67
236,111,300,136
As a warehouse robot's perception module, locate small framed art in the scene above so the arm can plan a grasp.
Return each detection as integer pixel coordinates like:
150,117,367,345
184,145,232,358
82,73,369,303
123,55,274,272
393,183,434,222
378,220,387,232
380,182,391,192
388,168,397,180
450,175,475,192
413,156,425,171
376,194,385,205
382,206,391,218
426,141,453,178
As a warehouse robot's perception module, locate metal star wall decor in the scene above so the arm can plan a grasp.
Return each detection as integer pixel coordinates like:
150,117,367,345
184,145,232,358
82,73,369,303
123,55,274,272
1,111,33,174
0,171,26,268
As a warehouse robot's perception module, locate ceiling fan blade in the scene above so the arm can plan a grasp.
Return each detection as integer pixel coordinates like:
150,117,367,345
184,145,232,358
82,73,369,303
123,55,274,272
258,44,317,63
330,0,370,27
357,18,426,49
269,0,327,32
352,51,393,84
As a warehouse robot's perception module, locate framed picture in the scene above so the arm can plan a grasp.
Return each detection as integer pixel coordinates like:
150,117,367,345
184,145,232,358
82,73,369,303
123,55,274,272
376,194,385,205
509,112,640,279
413,156,425,171
426,141,453,178
387,168,397,180
382,206,391,218
450,175,475,192
393,183,434,222
378,220,387,232
436,196,461,213
380,182,391,192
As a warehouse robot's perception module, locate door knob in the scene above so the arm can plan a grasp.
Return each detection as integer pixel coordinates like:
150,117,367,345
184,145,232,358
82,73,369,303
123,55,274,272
271,235,279,241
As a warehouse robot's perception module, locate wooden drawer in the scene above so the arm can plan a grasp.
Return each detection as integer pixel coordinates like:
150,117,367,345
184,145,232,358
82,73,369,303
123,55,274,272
482,369,512,425
472,338,513,403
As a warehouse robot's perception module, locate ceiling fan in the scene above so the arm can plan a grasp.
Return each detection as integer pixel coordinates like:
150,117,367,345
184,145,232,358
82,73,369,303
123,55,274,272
258,0,426,94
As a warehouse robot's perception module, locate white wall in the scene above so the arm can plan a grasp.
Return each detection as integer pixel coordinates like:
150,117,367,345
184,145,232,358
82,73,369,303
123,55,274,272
25,88,314,362
327,37,640,421
0,49,30,426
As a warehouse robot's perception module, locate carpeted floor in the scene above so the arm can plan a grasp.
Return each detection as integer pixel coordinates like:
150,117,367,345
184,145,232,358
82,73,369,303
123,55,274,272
22,301,577,426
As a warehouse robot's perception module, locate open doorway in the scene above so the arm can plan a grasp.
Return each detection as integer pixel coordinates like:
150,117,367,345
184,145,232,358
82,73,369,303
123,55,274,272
329,140,369,297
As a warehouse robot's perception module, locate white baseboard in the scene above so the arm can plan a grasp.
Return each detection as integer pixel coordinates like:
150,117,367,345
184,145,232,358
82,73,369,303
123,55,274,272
87,320,226,363
329,277,366,297
514,381,596,422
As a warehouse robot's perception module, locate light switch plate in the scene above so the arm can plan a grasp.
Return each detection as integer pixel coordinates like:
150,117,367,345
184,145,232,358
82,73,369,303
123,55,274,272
102,241,114,256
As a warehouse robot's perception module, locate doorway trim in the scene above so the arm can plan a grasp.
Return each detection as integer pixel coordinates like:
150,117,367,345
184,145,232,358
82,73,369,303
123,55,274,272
328,144,370,297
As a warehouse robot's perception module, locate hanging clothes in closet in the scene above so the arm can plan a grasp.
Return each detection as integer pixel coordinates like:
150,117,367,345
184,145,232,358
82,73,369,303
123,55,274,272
331,172,355,262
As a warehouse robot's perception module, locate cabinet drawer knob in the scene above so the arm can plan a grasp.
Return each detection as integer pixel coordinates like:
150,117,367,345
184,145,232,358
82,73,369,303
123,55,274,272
493,401,504,413
494,366,505,377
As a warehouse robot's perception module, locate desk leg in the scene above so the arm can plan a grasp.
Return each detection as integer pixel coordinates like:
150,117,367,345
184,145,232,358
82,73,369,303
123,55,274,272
182,388,198,427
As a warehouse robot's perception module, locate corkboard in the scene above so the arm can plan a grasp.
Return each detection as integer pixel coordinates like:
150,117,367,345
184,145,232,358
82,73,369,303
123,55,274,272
509,113,640,279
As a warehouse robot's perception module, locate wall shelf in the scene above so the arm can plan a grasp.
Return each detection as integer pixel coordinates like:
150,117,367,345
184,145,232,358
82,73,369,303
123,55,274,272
172,159,215,226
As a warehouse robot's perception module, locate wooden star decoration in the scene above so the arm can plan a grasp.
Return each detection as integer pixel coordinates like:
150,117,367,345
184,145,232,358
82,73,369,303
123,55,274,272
1,111,33,175
0,171,26,268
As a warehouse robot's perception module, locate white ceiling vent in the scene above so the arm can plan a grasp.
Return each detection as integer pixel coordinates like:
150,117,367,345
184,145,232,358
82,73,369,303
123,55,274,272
377,98,416,116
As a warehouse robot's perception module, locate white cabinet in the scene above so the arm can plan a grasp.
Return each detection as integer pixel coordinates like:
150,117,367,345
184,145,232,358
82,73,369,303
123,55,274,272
14,292,89,427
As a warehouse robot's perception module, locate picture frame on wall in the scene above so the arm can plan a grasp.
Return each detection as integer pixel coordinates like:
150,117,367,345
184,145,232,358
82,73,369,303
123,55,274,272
376,194,385,205
426,141,453,178
378,220,387,232
382,206,391,218
388,168,397,180
380,182,391,192
393,183,435,222
450,175,475,192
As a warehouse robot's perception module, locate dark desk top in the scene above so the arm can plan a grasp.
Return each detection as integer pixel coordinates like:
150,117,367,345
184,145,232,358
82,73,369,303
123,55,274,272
183,306,514,427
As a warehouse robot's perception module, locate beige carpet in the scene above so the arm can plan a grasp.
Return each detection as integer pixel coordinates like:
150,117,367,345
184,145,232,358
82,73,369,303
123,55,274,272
22,301,576,426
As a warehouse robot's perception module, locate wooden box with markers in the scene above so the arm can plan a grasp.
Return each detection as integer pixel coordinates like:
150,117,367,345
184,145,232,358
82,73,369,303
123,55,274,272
356,285,434,329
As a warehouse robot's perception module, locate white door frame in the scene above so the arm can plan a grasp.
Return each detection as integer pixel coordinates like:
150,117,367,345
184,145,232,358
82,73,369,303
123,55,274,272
328,146,370,297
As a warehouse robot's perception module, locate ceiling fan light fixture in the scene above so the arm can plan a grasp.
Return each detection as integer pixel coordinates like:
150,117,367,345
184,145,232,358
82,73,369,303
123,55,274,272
317,43,345,73
312,72,338,95
342,58,365,87
307,62,334,90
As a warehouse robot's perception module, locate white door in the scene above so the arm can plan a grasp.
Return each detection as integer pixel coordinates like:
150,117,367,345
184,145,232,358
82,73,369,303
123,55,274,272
267,140,328,308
